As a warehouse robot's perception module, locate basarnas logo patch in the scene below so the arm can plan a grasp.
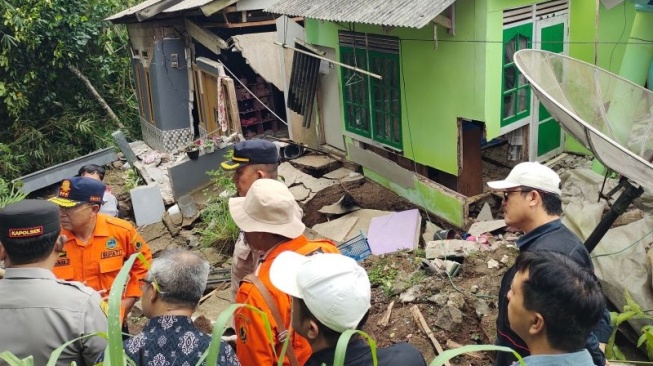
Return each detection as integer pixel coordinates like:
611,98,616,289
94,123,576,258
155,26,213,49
106,238,117,249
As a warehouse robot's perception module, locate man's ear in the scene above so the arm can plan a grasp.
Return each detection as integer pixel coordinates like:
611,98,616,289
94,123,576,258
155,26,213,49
255,169,265,179
529,312,545,336
0,243,7,261
54,235,66,253
305,318,321,341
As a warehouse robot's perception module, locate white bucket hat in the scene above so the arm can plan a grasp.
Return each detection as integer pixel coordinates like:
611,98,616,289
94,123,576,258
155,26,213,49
228,179,305,238
270,251,371,333
487,162,562,195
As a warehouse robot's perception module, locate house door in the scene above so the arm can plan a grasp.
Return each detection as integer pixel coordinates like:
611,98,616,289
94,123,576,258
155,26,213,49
318,47,346,151
530,13,568,161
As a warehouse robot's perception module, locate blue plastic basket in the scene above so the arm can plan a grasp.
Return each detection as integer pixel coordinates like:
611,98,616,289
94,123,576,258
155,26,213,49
337,230,371,262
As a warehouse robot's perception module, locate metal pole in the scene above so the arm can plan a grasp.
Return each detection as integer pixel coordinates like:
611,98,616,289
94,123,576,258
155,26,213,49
273,41,383,80
584,178,644,253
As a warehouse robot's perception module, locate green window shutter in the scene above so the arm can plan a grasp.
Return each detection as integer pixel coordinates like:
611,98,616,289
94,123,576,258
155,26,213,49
340,46,372,138
369,50,402,149
501,22,533,127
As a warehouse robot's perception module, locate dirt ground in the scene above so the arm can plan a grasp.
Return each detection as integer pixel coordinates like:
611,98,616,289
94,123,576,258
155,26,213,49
110,144,606,365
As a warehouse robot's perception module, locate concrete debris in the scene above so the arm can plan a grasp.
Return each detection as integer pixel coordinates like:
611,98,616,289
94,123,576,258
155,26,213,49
474,299,491,318
288,184,311,201
425,239,497,259
312,216,358,243
487,259,500,269
422,221,442,243
312,209,391,242
467,219,506,237
447,292,465,310
318,195,361,215
131,184,166,227
162,212,180,237
391,270,414,295
470,285,479,294
434,304,463,332
500,255,510,264
476,202,493,221
290,154,340,173
420,258,460,277
399,284,423,303
427,294,447,306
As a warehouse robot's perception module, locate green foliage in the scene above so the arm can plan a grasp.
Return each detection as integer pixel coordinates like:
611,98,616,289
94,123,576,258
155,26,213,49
0,177,26,208
607,291,653,361
0,0,141,181
123,167,144,191
430,345,525,366
367,256,399,295
197,169,239,249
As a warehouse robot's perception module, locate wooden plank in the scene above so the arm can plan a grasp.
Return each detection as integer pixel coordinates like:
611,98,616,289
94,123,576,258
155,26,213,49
222,77,242,135
377,300,394,328
433,14,452,30
185,19,228,55
410,305,451,366
200,0,238,16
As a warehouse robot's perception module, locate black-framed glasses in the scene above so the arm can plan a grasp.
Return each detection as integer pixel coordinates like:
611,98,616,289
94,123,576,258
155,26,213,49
139,278,165,293
502,189,524,200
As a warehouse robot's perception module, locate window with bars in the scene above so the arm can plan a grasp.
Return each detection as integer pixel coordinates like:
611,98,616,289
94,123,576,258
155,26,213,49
339,32,402,149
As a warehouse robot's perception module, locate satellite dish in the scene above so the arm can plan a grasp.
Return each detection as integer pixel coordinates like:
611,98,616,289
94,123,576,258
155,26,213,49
514,49,651,251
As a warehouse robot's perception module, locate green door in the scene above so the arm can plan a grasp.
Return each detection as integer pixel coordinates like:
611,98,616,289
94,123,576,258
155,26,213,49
531,15,567,161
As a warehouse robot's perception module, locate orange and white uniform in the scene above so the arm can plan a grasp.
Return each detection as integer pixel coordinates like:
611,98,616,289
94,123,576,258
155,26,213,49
235,235,339,366
53,214,152,312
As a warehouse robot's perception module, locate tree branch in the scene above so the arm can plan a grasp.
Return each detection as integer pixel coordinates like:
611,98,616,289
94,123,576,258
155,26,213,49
67,64,124,129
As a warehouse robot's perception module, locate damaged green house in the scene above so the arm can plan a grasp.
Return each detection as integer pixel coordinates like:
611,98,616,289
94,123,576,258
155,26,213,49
266,0,638,227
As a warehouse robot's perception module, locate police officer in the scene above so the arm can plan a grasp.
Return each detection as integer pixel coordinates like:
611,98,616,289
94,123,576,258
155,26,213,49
48,176,152,323
0,200,108,365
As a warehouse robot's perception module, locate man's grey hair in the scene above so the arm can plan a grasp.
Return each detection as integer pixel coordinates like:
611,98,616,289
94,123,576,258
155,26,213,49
147,249,210,308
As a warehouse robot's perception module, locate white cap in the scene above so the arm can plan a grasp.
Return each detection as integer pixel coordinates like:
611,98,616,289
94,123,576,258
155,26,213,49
270,252,371,333
229,179,305,238
487,162,561,195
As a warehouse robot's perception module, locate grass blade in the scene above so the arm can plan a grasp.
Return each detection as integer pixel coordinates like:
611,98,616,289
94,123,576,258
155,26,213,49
429,345,525,366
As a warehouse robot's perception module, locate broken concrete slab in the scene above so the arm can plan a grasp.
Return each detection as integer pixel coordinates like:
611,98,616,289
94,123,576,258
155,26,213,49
313,209,392,242
447,292,465,310
368,209,421,255
278,162,300,187
422,221,442,244
467,219,506,237
487,259,499,269
131,184,166,227
162,212,180,237
312,216,359,242
434,305,463,332
194,286,232,324
289,184,310,201
425,240,487,259
476,202,493,221
318,195,361,215
290,154,340,172
399,284,423,303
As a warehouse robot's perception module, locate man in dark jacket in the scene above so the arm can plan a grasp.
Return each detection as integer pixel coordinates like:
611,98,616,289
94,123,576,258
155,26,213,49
270,251,426,366
488,162,612,366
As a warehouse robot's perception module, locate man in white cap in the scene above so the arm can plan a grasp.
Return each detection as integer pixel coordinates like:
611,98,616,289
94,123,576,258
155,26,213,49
228,179,339,366
487,162,611,366
270,252,426,366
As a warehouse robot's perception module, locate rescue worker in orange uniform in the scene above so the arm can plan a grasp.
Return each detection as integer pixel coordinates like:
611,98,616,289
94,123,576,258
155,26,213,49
228,178,339,366
49,176,152,323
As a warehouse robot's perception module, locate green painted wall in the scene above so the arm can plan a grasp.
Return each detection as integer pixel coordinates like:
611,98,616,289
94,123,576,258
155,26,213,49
566,1,636,154
363,169,466,227
305,0,484,176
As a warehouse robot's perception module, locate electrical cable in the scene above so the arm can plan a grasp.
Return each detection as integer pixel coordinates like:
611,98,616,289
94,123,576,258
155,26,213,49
591,227,653,259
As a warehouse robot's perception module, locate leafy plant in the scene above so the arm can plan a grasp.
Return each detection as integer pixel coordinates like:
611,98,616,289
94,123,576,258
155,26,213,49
197,168,239,250
606,290,653,361
367,256,399,295
0,178,27,208
123,167,143,191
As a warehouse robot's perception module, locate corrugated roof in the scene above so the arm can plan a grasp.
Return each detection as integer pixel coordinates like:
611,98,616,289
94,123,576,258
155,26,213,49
265,0,456,29
106,0,215,21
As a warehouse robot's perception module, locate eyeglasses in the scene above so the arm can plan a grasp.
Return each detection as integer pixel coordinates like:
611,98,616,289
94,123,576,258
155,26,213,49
139,278,165,293
502,190,524,200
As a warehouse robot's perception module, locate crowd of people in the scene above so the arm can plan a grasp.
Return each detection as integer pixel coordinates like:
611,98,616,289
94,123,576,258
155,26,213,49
0,138,612,366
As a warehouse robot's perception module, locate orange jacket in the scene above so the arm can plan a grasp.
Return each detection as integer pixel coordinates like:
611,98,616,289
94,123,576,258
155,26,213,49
235,235,339,366
53,214,152,300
